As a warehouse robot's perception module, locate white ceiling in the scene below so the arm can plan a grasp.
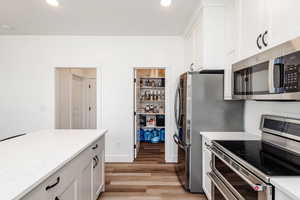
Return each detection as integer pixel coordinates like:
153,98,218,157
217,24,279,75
0,0,200,35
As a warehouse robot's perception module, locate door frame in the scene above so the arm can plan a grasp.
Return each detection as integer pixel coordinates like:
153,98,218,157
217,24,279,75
54,67,103,130
132,66,170,162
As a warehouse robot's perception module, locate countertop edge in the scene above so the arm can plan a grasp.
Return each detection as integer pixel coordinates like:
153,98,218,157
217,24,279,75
12,129,108,200
271,178,300,200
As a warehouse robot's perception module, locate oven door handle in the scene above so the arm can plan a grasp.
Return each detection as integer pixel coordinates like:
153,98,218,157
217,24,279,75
207,172,239,200
210,146,269,192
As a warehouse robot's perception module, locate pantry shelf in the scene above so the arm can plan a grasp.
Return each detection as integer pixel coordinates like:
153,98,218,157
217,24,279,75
136,112,165,115
140,126,165,129
140,87,165,89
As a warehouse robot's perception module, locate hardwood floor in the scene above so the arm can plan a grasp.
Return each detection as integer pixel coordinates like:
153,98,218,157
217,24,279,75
99,142,207,200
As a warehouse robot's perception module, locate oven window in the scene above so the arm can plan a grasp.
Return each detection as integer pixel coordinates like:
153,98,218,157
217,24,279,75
215,156,258,200
250,61,269,94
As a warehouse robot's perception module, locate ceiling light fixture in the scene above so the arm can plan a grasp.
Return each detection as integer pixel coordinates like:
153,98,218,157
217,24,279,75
160,0,172,7
46,0,60,7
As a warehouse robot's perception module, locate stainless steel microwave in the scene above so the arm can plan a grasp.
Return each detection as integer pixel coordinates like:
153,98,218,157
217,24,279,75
232,36,300,100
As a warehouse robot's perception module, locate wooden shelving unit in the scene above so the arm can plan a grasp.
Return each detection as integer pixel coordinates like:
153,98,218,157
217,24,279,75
134,69,166,145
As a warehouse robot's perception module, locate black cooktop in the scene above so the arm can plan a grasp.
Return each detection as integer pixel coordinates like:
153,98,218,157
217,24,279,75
215,140,300,176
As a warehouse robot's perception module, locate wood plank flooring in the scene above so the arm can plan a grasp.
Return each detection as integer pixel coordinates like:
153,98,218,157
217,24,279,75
99,142,207,200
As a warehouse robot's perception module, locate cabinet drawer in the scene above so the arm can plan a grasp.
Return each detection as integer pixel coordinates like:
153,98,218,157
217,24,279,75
21,146,93,200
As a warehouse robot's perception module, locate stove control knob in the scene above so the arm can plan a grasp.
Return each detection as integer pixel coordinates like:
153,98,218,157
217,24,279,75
253,185,264,191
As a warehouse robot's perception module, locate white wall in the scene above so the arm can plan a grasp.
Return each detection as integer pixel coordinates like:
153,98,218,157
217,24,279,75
244,101,300,135
0,36,185,162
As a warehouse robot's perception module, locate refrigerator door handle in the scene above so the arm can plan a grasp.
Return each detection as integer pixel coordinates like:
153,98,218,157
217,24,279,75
174,84,181,129
173,134,186,149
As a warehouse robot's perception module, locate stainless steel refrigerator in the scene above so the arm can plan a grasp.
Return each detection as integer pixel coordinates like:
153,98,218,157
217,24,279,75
173,70,244,193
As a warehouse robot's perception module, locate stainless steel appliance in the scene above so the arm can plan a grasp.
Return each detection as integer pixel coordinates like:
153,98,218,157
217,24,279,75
208,115,300,200
233,36,300,100
173,70,245,193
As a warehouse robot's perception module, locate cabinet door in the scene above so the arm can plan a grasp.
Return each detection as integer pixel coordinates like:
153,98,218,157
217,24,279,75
240,0,266,58
78,161,93,200
267,0,300,48
202,138,212,200
93,151,105,200
55,180,77,200
224,0,239,55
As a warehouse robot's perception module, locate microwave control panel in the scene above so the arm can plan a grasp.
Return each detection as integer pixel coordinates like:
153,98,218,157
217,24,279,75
284,65,300,92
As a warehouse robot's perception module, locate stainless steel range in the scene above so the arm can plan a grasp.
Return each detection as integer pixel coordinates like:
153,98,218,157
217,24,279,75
207,115,300,200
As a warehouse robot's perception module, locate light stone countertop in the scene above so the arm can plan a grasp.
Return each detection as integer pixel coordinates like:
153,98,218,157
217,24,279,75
200,131,261,141
0,129,107,200
271,177,300,200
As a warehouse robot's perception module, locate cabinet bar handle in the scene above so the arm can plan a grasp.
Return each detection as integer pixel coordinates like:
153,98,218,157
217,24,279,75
92,144,98,150
262,30,268,47
45,177,60,191
257,34,262,50
93,157,97,169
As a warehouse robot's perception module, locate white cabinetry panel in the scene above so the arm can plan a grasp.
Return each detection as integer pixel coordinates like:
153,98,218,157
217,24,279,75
266,0,300,48
240,0,267,59
78,161,93,200
56,180,77,200
202,137,212,200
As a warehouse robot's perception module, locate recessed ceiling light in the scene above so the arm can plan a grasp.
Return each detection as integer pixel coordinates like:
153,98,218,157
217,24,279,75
160,0,172,7
46,0,60,7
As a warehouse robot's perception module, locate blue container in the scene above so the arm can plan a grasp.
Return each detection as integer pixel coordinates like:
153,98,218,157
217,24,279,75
139,129,145,142
144,129,152,142
151,129,160,143
151,136,160,143
160,128,165,142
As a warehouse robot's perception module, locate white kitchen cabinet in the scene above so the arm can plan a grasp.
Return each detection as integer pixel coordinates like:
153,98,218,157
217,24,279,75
239,0,268,59
78,161,93,200
238,0,300,60
224,0,239,55
55,180,78,200
266,0,300,48
202,137,212,200
93,150,105,200
184,3,225,71
20,135,105,200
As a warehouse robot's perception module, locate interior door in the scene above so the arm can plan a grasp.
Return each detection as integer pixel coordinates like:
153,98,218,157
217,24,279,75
71,75,84,129
134,70,140,159
86,78,97,129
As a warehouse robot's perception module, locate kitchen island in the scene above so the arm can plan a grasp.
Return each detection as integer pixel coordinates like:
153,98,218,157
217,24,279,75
0,129,107,200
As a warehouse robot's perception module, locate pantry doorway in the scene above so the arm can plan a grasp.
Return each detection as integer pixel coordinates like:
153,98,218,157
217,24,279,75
133,68,166,162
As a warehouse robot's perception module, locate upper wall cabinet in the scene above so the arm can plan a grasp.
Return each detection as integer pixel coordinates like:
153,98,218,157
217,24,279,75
238,0,300,60
266,0,300,48
239,0,268,59
184,4,225,70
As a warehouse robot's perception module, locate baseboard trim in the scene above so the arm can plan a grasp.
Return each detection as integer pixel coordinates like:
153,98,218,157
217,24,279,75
105,154,133,163
165,154,178,163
